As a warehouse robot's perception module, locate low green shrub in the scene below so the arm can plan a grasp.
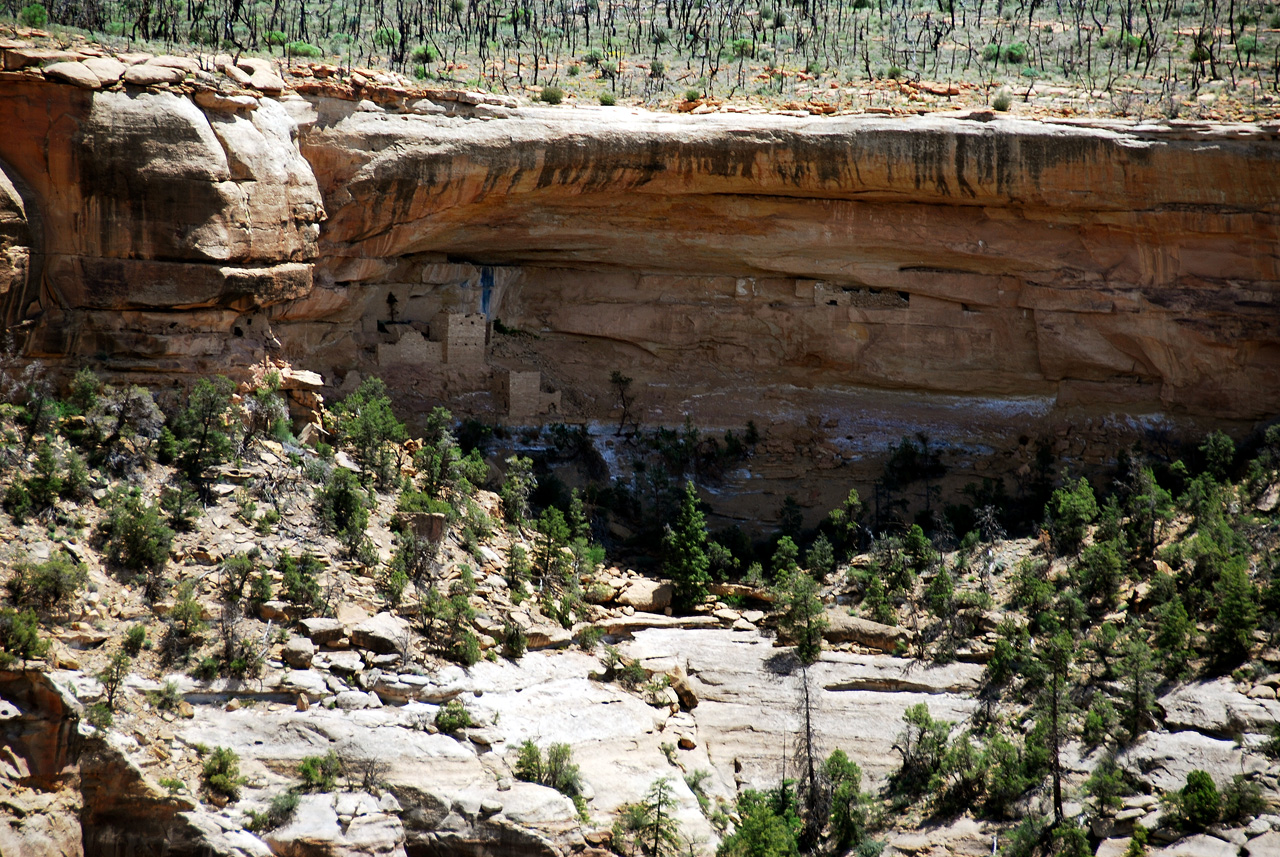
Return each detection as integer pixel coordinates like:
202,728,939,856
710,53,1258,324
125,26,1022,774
514,740,582,796
5,554,87,611
123,623,148,656
299,750,342,791
435,698,473,732
0,607,48,667
18,3,47,27
201,746,244,800
247,792,300,831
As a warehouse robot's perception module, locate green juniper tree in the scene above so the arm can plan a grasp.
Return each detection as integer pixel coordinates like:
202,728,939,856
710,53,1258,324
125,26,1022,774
329,377,406,487
1154,596,1194,679
1047,476,1098,556
825,488,863,561
170,376,237,490
533,506,571,590
804,534,835,581
1210,558,1257,671
1118,635,1156,743
1037,632,1076,824
717,786,799,857
776,570,826,666
415,406,462,498
500,456,535,526
661,481,711,612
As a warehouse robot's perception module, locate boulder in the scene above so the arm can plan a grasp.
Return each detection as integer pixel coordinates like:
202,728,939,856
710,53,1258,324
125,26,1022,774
300,617,345,646
236,57,286,93
1245,818,1274,838
524,624,572,650
283,636,316,669
148,55,201,72
351,613,412,655
1246,831,1280,857
194,89,259,112
123,64,186,85
2,48,82,70
82,56,126,83
42,61,101,89
334,690,380,710
617,580,673,612
1156,834,1241,857
326,650,365,677
1258,484,1279,513
257,600,291,622
409,98,446,115
822,610,912,653
668,667,698,710
221,61,252,86
402,512,447,542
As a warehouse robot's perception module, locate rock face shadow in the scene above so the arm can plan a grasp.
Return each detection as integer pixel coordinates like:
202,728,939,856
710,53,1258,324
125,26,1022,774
763,650,801,677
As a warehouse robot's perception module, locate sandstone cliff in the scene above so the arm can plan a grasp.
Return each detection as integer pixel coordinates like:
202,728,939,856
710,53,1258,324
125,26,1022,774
0,78,323,376
297,106,1280,420
0,70,1276,424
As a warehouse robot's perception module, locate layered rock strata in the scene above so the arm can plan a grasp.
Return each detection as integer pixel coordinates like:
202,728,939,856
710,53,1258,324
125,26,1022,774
297,106,1280,421
1,68,1276,421
0,77,323,377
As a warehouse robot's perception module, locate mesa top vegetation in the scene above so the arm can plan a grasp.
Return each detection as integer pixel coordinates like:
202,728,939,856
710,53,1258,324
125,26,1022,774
8,0,1279,118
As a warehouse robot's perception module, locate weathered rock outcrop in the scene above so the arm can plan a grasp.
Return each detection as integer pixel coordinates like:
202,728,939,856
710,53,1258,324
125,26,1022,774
296,107,1280,420
0,79,323,377
0,668,259,857
0,75,1276,423
0,669,82,786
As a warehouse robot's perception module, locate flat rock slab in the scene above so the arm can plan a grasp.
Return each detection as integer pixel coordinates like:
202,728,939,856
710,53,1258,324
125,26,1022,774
351,612,411,654
885,817,993,857
820,651,984,694
625,628,978,788
123,64,186,85
1157,834,1242,857
82,56,126,83
300,617,345,645
42,61,101,89
1247,832,1280,857
1159,678,1280,737
1119,730,1268,792
823,610,913,652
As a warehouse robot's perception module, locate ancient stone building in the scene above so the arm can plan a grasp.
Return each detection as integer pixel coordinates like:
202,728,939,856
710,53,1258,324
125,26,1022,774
430,312,487,365
496,366,561,418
